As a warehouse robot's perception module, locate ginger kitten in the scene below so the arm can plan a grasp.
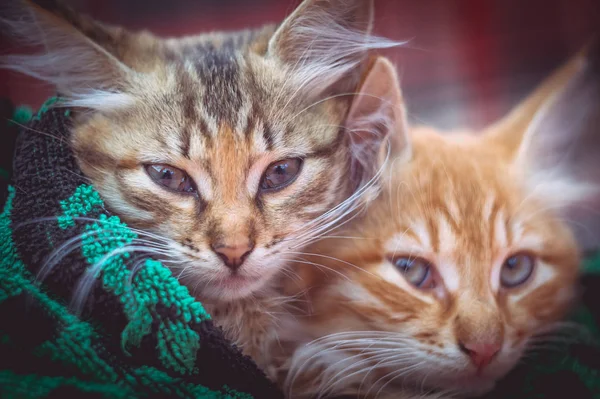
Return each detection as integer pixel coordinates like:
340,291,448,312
1,0,401,368
277,48,600,398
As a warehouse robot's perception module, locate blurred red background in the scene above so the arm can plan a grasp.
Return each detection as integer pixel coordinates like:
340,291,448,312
1,0,599,130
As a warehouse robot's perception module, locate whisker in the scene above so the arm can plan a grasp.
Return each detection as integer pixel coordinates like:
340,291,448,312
371,360,427,399
285,331,422,398
71,245,178,314
325,351,418,396
282,251,376,277
9,119,67,143
287,258,351,282
289,138,391,251
14,215,175,245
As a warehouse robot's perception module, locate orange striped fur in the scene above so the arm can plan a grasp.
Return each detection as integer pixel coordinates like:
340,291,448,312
275,47,600,398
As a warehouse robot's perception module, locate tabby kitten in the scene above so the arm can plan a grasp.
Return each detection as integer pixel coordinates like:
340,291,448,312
276,48,600,398
1,0,399,366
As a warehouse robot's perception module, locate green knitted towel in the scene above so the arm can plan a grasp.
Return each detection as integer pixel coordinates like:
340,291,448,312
0,98,283,399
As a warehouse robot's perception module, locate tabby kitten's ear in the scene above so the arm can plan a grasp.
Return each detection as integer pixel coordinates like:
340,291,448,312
268,0,400,98
345,56,410,184
488,42,600,247
1,0,136,110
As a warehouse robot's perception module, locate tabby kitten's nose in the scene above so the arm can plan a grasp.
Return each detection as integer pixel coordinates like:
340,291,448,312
211,242,254,271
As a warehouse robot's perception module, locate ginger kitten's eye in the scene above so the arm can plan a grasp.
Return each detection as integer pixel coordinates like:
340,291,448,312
260,158,303,191
390,256,435,289
501,253,535,288
145,164,196,194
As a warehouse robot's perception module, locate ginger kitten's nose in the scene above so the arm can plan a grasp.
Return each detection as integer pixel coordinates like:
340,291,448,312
211,242,254,271
458,341,501,369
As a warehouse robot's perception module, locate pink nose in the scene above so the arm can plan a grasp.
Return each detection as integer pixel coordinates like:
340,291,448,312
459,342,501,369
211,243,254,271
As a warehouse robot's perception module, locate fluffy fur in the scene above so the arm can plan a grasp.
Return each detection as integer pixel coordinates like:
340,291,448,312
274,48,600,398
0,0,402,369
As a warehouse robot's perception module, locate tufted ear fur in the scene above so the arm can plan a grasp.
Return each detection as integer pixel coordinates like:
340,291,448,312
0,0,136,110
268,0,402,100
345,56,410,186
487,42,600,249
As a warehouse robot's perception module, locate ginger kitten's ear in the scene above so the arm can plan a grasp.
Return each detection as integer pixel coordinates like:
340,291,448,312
268,0,401,98
489,42,600,247
1,0,135,110
346,56,410,185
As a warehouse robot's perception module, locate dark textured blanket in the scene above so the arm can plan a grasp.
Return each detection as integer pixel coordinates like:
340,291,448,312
484,255,600,399
0,99,599,399
0,99,283,399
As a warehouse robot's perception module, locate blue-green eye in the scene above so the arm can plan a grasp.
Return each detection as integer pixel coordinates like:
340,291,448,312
501,253,535,288
389,256,435,289
145,164,196,194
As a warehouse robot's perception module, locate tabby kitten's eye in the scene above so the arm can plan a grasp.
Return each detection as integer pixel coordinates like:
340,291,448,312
500,252,535,288
260,158,303,191
145,164,196,194
390,256,435,289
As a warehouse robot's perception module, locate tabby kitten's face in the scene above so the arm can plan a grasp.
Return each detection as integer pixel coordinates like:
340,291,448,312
282,50,600,397
3,0,399,301
71,49,352,301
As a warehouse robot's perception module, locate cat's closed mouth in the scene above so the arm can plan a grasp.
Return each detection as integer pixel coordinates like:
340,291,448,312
216,274,259,290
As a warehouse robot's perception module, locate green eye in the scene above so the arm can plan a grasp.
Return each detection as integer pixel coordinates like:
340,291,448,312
389,256,435,289
145,164,196,194
260,158,303,191
500,253,535,288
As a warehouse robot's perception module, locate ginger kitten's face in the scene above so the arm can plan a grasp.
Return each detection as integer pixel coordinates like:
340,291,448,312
282,49,599,397
3,0,399,301
286,130,579,396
